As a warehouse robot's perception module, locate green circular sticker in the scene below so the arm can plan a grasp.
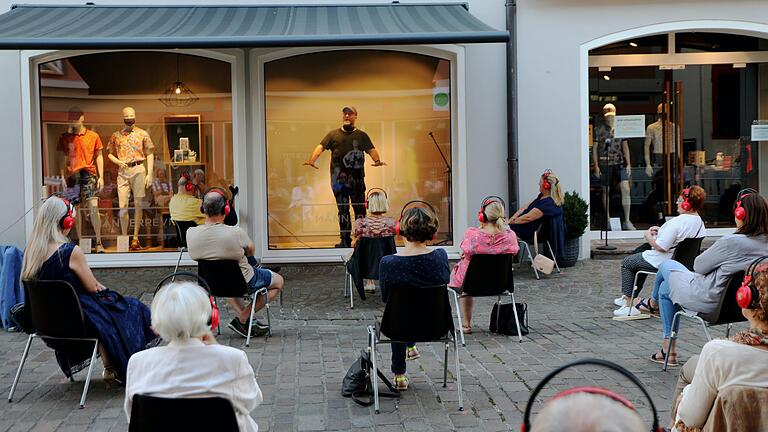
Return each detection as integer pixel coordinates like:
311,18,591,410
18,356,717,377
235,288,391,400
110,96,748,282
434,93,449,107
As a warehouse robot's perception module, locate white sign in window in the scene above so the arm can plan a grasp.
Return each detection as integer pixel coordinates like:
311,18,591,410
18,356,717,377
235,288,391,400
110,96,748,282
614,115,646,139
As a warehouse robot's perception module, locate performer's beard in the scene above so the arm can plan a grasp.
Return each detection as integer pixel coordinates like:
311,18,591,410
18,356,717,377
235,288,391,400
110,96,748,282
342,124,355,132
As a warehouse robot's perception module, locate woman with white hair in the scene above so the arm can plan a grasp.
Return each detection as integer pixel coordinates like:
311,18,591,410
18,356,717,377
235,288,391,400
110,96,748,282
20,196,155,385
125,281,263,432
353,188,396,293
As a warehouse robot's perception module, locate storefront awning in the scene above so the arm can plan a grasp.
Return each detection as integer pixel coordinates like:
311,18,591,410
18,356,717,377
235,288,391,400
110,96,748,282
0,4,508,49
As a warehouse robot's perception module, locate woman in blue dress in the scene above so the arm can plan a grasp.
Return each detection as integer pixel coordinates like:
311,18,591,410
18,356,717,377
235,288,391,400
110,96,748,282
20,196,155,385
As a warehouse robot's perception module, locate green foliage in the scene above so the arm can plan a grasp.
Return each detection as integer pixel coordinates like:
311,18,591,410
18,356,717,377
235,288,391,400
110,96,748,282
563,191,589,239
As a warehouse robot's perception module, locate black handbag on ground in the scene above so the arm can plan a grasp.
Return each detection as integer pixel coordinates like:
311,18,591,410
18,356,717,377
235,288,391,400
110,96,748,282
489,302,529,336
342,349,399,407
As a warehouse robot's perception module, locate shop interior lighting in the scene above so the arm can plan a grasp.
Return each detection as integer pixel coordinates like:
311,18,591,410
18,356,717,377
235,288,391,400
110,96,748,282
629,42,638,47
603,75,611,81
733,63,747,69
159,55,199,107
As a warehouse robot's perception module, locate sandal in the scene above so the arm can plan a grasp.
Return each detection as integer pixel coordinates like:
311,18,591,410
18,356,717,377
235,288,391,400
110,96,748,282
635,297,659,316
462,324,472,334
650,349,678,366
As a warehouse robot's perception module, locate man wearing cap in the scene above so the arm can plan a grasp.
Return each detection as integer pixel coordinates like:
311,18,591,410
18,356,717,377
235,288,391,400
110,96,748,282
304,106,385,248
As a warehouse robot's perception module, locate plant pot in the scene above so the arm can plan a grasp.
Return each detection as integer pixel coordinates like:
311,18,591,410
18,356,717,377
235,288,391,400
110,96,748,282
561,237,580,267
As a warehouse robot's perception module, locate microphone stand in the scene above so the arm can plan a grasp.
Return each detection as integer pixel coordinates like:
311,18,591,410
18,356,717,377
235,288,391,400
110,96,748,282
429,132,453,246
596,134,616,250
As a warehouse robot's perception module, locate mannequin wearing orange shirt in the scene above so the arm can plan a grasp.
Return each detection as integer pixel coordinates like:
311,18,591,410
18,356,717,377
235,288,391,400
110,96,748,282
59,108,105,253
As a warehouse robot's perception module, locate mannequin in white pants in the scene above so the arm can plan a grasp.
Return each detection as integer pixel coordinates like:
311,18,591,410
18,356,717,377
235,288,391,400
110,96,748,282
592,103,635,230
107,107,155,251
60,108,105,252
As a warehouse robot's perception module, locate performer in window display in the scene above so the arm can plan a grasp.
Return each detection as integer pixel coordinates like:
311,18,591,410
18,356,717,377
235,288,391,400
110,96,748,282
107,106,154,251
592,103,635,230
304,106,386,248
59,107,106,253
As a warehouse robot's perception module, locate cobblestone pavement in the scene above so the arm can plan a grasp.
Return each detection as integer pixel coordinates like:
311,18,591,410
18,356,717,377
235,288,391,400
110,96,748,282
0,259,744,431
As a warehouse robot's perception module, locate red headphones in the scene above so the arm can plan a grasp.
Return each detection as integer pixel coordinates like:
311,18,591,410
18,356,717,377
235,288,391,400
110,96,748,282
736,256,768,309
154,271,219,332
365,188,388,210
679,188,692,212
395,200,437,239
200,188,230,216
522,358,661,432
541,170,556,190
59,198,76,230
181,173,195,193
478,195,506,223
734,188,757,221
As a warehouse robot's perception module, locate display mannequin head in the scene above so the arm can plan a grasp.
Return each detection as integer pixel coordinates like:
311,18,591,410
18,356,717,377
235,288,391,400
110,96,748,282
656,103,664,121
602,103,616,128
67,107,84,134
122,106,136,129
342,106,357,131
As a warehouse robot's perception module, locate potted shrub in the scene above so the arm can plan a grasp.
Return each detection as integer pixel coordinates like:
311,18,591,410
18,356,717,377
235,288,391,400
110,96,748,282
561,191,588,267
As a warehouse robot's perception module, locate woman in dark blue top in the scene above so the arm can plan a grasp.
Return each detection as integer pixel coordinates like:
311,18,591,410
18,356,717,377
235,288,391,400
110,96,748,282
379,204,449,391
509,171,564,241
20,197,155,385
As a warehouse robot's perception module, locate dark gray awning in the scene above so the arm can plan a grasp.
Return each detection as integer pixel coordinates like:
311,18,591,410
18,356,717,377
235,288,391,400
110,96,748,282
0,3,508,49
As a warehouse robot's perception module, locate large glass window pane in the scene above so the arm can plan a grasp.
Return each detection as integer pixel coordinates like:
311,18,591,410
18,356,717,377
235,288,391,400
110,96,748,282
264,50,453,249
39,52,233,253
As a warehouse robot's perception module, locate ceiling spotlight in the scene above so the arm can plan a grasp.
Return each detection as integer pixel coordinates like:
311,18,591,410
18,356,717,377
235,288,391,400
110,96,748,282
629,42,638,47
603,75,611,81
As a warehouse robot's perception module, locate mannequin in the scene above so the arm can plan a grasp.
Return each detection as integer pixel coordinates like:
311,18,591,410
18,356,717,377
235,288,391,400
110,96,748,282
592,103,635,230
59,108,105,252
107,107,155,251
644,104,678,177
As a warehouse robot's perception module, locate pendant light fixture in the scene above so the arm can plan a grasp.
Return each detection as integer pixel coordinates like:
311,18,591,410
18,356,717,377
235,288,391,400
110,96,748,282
159,54,198,107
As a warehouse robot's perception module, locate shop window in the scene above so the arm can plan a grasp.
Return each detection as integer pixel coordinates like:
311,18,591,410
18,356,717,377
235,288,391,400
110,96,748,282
589,34,668,56
264,50,453,249
39,52,233,253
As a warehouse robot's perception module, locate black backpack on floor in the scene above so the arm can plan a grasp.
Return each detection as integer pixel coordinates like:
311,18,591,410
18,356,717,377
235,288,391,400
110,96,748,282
342,349,399,406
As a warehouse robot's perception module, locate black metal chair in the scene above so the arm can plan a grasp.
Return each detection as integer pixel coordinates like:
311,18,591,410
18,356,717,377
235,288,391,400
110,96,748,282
197,259,271,346
128,394,239,432
344,236,397,308
663,271,747,371
517,216,561,280
625,236,704,319
8,280,99,409
460,254,522,344
367,284,463,414
172,220,197,274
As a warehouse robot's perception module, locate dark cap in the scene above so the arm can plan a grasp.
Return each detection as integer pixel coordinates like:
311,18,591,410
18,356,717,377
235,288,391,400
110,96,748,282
342,106,358,115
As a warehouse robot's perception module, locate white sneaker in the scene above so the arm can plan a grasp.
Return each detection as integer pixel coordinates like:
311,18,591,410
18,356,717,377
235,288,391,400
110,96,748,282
613,297,626,307
612,305,650,321
613,305,631,316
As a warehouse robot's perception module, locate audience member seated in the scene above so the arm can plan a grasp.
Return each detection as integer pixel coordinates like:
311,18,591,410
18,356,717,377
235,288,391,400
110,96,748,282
508,170,564,256
150,167,172,208
125,281,263,432
168,175,205,226
353,188,396,293
531,392,645,432
449,198,518,333
20,196,155,385
642,192,768,366
187,190,284,338
379,203,449,391
669,269,768,432
613,186,706,319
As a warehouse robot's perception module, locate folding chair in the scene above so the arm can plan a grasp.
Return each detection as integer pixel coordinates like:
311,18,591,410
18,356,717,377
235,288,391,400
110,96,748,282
367,284,463,414
171,220,197,274
459,254,523,344
129,394,239,432
517,216,561,280
8,280,99,409
626,236,704,318
197,259,271,346
344,236,397,308
663,271,746,371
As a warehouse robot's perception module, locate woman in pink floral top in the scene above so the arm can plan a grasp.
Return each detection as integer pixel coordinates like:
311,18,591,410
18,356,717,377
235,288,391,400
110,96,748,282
353,189,396,292
450,199,519,333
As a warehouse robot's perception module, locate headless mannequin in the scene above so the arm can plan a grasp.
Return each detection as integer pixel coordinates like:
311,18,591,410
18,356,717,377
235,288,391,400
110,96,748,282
592,104,634,230
644,103,678,177
61,114,104,250
108,107,154,247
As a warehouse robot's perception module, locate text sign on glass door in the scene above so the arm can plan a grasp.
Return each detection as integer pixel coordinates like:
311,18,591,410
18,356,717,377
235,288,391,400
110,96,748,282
614,115,646,139
751,122,768,141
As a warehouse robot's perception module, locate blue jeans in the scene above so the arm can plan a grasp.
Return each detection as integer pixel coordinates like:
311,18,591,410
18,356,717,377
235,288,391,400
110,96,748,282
391,343,416,374
651,260,689,339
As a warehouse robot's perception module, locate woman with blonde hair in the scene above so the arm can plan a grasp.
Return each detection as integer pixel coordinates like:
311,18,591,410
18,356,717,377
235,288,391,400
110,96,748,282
449,196,519,333
353,188,397,293
20,196,155,385
509,170,564,241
